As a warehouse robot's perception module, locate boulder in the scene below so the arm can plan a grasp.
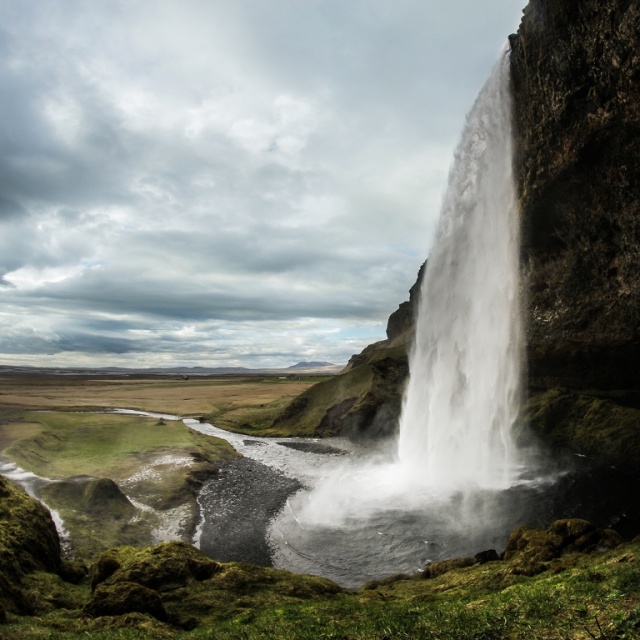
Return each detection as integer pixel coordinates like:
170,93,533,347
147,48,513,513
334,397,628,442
84,581,168,622
90,542,221,592
421,556,475,579
504,518,621,575
474,549,500,565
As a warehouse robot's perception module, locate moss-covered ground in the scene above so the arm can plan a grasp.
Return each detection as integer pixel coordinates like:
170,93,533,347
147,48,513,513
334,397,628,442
3,411,234,479
2,541,640,638
270,364,375,436
202,376,334,436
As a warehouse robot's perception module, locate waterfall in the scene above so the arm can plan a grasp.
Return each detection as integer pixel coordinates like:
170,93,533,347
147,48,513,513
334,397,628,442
397,48,524,490
268,47,546,587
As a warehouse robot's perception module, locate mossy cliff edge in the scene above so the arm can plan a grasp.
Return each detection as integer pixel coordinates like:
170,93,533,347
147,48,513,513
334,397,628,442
0,474,62,617
269,262,424,439
273,0,640,467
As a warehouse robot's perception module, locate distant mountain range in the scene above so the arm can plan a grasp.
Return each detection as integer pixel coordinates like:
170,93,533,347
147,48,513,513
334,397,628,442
0,362,343,376
286,361,336,370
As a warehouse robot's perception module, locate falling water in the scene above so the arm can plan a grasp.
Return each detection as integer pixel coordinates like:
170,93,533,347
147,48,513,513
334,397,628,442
267,48,549,587
398,48,524,490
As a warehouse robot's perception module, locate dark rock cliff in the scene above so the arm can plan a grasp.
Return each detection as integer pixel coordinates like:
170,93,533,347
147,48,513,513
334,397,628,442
511,0,640,390
273,0,640,464
510,0,640,464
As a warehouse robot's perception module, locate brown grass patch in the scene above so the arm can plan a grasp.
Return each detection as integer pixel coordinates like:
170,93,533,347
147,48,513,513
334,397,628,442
0,421,45,453
0,374,325,429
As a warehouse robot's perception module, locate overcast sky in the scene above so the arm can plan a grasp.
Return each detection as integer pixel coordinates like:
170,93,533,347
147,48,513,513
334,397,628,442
0,0,524,370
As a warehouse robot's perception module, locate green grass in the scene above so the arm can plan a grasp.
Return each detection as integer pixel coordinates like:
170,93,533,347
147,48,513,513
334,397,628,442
4,411,236,480
0,373,332,438
267,365,375,436
204,377,337,437
2,411,238,560
4,543,640,639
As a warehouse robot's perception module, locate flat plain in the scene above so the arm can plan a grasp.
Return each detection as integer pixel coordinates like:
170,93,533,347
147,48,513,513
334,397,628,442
0,372,330,438
0,372,329,558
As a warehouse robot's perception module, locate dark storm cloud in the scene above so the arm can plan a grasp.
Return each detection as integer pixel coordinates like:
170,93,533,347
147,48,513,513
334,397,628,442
0,196,27,221
0,0,524,368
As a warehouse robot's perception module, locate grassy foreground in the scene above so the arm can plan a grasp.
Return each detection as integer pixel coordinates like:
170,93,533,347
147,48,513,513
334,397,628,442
2,534,640,639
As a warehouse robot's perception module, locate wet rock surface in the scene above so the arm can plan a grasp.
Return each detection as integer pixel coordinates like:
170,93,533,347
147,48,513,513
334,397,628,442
276,440,347,455
511,0,640,379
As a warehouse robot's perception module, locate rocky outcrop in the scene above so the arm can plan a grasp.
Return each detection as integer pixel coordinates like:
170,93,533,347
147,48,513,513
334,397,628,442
85,542,343,629
511,0,640,388
270,263,424,440
42,477,134,517
503,518,621,575
510,0,640,463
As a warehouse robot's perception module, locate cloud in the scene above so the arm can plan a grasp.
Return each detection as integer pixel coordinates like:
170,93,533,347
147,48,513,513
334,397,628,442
0,0,524,368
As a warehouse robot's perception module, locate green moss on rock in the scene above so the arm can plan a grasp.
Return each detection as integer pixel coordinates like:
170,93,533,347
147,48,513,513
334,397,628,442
526,388,640,463
0,475,61,614
271,352,409,439
83,541,345,630
90,542,221,592
85,581,168,622
503,518,621,576
422,556,475,579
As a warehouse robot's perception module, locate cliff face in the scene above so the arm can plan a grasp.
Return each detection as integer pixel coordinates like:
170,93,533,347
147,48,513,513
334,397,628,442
511,0,640,391
273,0,640,463
510,0,640,463
0,475,62,615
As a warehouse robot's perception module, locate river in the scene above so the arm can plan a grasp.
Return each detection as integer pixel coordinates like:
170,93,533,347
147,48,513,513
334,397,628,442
4,409,630,589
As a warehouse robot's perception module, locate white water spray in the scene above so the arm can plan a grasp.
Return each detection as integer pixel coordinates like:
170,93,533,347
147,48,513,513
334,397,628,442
268,48,544,586
398,48,524,490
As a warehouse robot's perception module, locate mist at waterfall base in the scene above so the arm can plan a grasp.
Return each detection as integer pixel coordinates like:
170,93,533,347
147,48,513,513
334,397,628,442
268,50,554,588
